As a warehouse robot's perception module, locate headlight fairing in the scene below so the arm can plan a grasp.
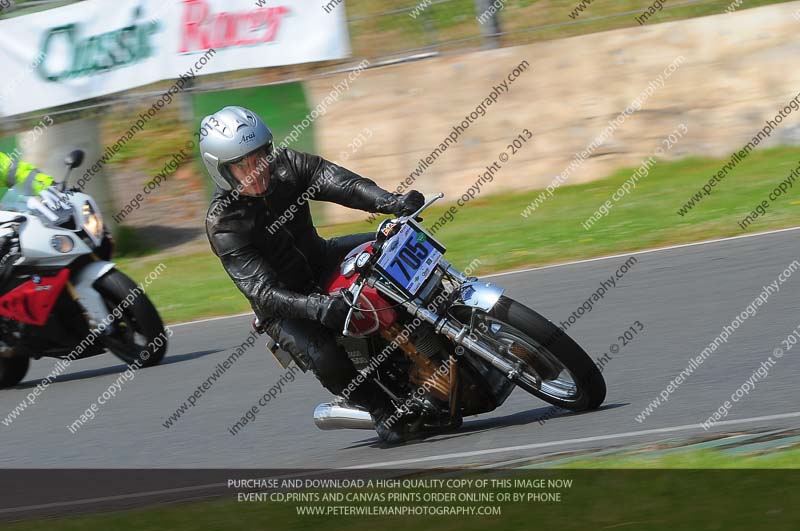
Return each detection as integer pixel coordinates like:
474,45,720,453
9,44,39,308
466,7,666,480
50,235,75,253
81,200,104,246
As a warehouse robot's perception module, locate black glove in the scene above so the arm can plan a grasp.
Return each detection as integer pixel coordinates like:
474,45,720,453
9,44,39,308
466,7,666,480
394,190,425,215
376,190,425,216
307,293,351,332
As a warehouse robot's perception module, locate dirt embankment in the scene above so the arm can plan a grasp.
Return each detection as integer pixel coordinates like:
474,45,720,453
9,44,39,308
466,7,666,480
308,2,800,222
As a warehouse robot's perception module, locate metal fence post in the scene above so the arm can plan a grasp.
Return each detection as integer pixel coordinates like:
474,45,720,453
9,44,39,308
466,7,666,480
474,0,502,49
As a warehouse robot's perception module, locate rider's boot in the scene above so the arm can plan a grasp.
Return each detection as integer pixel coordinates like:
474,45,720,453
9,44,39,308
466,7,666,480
348,384,412,445
371,406,413,445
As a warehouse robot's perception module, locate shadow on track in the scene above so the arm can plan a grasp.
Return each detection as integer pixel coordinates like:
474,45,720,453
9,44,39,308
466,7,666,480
13,349,223,388
344,403,627,449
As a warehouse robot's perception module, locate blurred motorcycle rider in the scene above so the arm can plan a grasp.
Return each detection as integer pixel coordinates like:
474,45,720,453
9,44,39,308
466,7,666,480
0,152,54,200
201,106,424,444
0,152,55,280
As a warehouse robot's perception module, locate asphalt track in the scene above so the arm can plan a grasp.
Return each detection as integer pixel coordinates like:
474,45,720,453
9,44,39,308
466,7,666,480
2,227,799,477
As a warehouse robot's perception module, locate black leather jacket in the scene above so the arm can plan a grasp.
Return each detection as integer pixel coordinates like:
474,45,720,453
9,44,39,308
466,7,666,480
206,147,401,323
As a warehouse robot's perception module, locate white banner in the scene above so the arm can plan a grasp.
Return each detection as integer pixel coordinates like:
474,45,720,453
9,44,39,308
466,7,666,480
0,0,351,117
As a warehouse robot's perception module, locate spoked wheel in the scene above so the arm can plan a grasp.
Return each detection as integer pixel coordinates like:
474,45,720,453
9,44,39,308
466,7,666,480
454,296,605,411
94,270,167,367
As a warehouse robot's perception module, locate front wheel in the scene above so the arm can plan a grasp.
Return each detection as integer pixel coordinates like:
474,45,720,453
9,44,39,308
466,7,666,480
458,296,606,411
94,269,167,367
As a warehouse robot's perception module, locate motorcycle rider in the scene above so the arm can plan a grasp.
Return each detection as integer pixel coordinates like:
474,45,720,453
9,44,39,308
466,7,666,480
0,152,55,277
0,152,54,200
201,106,425,444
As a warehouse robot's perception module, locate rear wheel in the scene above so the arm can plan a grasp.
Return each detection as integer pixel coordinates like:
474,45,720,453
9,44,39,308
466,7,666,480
456,296,606,411
0,357,29,389
94,270,167,367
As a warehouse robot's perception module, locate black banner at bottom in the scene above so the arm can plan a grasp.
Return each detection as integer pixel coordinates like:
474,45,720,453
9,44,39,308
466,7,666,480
0,469,797,529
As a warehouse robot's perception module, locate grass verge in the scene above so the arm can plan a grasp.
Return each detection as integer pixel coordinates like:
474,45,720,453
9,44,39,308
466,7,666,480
5,456,800,530
556,446,800,468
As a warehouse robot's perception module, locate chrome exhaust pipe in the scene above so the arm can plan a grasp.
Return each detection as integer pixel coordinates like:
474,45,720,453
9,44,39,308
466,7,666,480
313,402,375,430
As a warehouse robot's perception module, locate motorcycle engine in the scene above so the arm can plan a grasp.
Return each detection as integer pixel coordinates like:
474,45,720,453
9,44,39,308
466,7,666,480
381,323,452,402
410,323,447,358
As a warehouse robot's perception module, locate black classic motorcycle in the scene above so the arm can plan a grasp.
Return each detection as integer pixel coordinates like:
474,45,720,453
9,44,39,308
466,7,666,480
264,193,606,434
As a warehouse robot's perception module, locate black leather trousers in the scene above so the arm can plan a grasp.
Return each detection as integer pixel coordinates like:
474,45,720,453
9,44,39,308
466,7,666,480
264,232,390,412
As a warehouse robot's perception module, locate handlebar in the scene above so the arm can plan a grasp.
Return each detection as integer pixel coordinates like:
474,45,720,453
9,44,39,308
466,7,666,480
341,278,366,337
340,192,445,337
398,192,444,222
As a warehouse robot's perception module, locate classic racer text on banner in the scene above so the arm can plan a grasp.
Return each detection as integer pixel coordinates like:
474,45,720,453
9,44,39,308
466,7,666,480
0,0,351,116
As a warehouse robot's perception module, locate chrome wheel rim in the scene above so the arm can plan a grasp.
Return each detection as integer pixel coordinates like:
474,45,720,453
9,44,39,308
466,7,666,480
472,314,582,403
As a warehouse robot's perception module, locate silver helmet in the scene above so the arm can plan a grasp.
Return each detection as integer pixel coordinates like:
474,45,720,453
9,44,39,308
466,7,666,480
199,106,274,192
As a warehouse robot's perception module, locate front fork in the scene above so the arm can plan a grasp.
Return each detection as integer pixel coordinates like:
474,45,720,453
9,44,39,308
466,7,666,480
367,262,525,384
68,260,115,332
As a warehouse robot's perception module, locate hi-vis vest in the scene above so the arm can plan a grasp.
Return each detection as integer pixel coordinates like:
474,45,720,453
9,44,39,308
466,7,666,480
0,152,54,199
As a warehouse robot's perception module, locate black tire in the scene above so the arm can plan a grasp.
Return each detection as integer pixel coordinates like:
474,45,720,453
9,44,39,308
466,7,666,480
94,269,167,367
460,296,606,411
0,357,29,389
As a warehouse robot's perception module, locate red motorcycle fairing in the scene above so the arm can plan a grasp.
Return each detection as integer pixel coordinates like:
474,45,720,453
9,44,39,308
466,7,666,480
325,241,398,334
0,269,70,326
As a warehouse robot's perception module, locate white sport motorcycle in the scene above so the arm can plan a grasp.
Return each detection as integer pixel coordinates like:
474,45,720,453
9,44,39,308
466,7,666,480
0,150,166,388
